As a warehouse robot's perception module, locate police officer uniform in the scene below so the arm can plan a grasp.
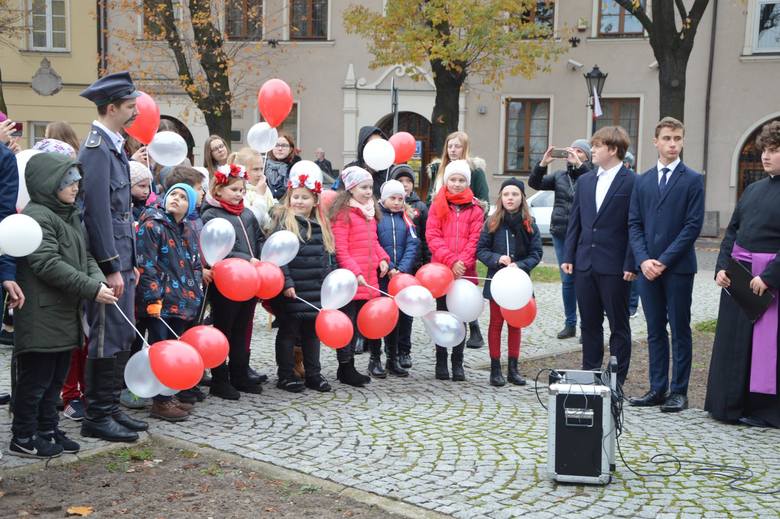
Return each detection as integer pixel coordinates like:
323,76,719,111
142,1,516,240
78,71,147,442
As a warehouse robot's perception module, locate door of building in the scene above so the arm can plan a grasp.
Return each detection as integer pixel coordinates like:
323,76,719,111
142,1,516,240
738,117,780,199
377,111,433,198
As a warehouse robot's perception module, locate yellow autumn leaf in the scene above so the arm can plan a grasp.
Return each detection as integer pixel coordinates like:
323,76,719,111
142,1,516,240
66,506,94,516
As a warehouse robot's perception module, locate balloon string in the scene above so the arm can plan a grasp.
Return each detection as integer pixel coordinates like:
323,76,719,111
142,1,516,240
198,284,210,324
461,276,492,281
362,285,393,298
112,302,150,349
157,316,181,339
295,295,321,312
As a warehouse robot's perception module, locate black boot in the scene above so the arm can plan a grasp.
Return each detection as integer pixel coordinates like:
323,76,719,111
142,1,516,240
466,320,484,349
368,342,387,378
435,346,449,380
451,345,466,381
354,334,365,355
209,364,240,400
385,343,409,377
399,351,412,369
507,357,526,386
112,352,148,432
81,358,138,442
490,359,506,387
337,358,367,387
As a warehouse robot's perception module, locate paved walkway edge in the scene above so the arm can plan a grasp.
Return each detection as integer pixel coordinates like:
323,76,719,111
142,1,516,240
152,434,453,519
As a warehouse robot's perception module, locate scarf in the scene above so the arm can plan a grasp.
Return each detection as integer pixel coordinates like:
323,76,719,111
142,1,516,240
349,197,375,220
431,187,474,220
505,209,533,234
218,198,245,216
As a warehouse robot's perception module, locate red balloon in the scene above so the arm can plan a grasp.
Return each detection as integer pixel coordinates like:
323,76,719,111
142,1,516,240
416,263,455,298
126,92,160,145
319,190,338,215
357,297,399,339
213,258,259,301
389,132,416,164
258,79,293,128
255,261,285,299
179,325,229,369
388,273,421,297
501,298,537,328
315,310,353,349
148,340,204,390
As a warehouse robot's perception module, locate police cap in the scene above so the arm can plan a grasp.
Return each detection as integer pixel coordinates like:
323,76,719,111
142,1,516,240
80,71,141,106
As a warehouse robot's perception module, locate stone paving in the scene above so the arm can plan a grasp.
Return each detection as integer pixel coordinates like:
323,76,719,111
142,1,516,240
2,271,778,518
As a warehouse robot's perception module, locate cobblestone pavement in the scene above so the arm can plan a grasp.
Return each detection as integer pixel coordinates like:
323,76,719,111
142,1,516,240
3,271,777,518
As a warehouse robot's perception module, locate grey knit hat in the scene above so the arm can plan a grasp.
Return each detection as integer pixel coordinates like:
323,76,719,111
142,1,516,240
570,139,592,161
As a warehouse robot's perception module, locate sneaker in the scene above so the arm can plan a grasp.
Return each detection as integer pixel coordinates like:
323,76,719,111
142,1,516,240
9,435,63,458
120,389,150,409
304,375,332,392
277,376,305,393
63,399,85,421
38,429,80,454
0,329,13,346
150,399,189,422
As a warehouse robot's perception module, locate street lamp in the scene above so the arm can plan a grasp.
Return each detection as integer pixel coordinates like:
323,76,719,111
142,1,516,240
584,65,607,135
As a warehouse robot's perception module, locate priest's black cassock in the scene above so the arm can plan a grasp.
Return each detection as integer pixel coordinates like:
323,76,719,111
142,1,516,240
705,174,780,427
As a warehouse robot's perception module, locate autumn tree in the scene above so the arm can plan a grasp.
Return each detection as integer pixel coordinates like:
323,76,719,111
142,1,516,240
108,0,282,141
614,0,711,123
0,2,28,115
344,0,565,154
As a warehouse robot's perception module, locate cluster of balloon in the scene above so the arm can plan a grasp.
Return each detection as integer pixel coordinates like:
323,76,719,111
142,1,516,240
0,214,43,257
125,325,230,398
316,269,358,349
126,92,160,145
358,131,417,172
489,267,536,326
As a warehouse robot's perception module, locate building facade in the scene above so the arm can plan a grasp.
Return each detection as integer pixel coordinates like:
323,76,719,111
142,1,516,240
102,0,780,232
1,0,99,146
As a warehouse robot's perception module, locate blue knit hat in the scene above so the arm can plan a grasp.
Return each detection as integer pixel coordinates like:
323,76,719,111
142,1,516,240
163,182,197,218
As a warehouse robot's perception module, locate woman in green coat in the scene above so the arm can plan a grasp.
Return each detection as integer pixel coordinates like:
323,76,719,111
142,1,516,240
10,152,116,459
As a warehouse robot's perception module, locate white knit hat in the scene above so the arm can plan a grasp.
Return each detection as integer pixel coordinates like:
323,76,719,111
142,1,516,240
341,165,373,191
443,159,471,185
129,160,153,186
380,179,406,201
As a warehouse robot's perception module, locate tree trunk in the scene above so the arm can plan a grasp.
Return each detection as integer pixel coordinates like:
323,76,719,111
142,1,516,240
429,59,465,157
0,66,7,116
203,108,232,143
656,53,689,124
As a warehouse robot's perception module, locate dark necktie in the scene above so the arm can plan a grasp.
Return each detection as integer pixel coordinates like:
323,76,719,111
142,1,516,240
659,167,670,192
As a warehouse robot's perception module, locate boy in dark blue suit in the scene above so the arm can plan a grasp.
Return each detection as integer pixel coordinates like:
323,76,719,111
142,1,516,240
628,117,704,412
562,126,636,385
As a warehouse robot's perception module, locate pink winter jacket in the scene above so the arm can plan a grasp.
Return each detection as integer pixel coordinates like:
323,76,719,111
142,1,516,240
425,199,485,285
332,207,391,300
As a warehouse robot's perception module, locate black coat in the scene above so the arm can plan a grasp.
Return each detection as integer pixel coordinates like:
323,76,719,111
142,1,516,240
527,161,591,239
271,216,334,320
477,216,542,299
406,190,430,269
201,201,265,264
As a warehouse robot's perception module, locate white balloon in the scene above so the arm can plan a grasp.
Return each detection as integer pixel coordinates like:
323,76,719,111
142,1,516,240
363,138,395,171
261,230,300,266
14,149,41,211
148,131,188,167
321,268,358,310
0,214,43,257
124,348,166,398
200,217,236,266
423,311,466,348
395,285,436,318
158,384,178,396
490,267,533,310
247,122,278,153
445,279,485,322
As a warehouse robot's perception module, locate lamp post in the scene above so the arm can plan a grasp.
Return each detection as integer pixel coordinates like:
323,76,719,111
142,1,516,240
584,65,607,135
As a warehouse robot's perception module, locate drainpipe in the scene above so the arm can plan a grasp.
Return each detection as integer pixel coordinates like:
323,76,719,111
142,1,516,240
97,0,108,76
701,0,719,235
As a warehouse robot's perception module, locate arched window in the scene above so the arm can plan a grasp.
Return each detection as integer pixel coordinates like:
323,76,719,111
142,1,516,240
738,116,780,198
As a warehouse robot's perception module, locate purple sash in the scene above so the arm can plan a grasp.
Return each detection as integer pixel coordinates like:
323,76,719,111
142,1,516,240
732,243,778,395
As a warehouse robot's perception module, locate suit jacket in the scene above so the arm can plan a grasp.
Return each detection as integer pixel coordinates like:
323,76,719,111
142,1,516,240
563,165,636,275
78,125,135,274
628,161,704,274
0,142,19,282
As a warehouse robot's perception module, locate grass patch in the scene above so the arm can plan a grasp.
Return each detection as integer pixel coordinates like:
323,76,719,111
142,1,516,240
694,319,717,334
476,262,560,283
115,447,154,462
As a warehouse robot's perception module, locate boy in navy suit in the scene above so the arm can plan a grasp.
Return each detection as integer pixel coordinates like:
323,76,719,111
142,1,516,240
628,117,704,412
562,126,636,385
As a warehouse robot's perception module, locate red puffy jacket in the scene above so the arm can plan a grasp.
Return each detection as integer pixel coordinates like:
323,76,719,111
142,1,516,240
331,207,390,300
425,199,484,285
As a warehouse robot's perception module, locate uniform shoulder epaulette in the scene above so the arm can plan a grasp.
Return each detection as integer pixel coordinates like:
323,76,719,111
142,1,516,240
85,130,102,149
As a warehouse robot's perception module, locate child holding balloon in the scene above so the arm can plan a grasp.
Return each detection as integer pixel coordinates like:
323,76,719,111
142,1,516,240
477,178,542,387
425,160,485,382
329,166,390,386
376,179,419,377
270,165,334,392
201,163,266,400
136,183,203,421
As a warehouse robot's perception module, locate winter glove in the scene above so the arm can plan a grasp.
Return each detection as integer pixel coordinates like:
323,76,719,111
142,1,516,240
147,301,162,318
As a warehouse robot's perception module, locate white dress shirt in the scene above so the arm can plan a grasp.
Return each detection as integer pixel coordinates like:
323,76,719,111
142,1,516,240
656,158,680,185
92,120,125,154
595,163,623,212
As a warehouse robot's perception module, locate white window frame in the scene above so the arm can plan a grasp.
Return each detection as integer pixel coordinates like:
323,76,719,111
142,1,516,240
28,0,69,51
590,0,649,39
499,95,554,176
744,0,780,55
29,121,50,148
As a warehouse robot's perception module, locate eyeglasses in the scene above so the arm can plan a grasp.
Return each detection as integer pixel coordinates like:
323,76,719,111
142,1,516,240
275,143,291,149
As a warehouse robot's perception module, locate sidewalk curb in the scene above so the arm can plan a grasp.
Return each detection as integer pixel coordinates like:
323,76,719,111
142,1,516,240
152,434,453,519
